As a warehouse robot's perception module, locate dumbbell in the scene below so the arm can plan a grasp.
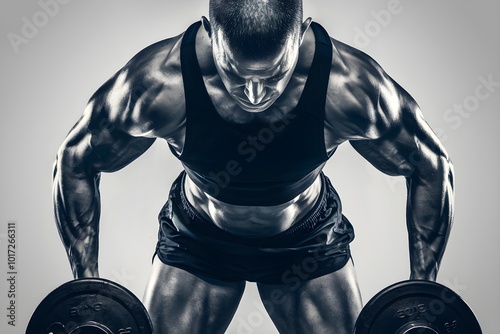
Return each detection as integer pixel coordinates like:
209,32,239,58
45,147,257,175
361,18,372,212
27,278,482,333
354,280,482,334
26,278,154,334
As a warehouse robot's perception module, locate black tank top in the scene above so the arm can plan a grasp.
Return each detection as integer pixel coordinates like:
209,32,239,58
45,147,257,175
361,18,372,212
171,21,333,206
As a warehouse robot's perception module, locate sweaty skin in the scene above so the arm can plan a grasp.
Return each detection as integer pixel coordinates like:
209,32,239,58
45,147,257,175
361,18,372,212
53,18,453,334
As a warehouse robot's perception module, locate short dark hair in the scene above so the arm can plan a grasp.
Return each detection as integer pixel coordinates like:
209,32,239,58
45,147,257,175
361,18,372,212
209,0,303,58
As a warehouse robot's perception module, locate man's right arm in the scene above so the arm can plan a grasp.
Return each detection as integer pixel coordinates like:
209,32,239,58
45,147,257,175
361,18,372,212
52,78,157,279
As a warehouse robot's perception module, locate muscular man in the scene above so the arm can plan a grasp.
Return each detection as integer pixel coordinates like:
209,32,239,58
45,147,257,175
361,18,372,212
53,1,454,333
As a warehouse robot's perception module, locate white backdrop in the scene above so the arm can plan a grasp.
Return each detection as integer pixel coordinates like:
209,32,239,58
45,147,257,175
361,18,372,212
1,1,498,333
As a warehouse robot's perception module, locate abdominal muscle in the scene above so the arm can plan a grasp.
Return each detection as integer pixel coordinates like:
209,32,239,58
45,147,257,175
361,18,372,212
183,174,323,237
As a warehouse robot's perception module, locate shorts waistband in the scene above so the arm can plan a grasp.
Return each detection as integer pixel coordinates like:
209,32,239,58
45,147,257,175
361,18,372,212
175,171,338,247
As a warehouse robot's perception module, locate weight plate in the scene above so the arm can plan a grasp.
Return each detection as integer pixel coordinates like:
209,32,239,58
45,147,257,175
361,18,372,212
354,280,482,334
27,278,154,334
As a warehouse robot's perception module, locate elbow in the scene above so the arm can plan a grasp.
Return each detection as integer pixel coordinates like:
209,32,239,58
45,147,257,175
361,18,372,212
53,141,96,181
406,150,454,185
444,156,455,191
52,153,60,180
443,159,455,212
53,149,68,183
416,154,455,195
434,154,454,191
53,147,74,180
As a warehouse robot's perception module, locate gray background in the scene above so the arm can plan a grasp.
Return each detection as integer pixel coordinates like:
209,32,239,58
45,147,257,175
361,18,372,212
1,0,498,333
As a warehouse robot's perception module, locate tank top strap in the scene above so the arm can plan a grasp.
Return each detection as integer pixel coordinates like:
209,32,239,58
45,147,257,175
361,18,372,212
297,22,333,121
180,21,210,119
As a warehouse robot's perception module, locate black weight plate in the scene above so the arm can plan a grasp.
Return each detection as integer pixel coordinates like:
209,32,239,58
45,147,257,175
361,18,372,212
27,278,154,334
354,280,482,334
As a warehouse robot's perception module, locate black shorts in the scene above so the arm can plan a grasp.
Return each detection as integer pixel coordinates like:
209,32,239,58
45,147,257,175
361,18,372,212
154,171,355,284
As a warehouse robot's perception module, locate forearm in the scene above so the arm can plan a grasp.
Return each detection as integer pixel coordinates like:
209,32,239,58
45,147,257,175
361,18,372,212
406,157,454,281
53,154,101,279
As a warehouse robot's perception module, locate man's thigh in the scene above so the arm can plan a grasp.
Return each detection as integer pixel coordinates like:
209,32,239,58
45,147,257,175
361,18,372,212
143,257,246,334
257,259,362,334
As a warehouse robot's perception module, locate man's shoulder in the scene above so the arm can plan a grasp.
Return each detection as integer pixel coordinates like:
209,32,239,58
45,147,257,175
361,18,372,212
330,38,387,88
87,31,188,137
326,39,402,140
121,32,185,85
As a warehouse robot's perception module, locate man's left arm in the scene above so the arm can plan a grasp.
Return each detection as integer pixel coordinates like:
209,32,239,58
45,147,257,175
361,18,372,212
349,78,454,281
